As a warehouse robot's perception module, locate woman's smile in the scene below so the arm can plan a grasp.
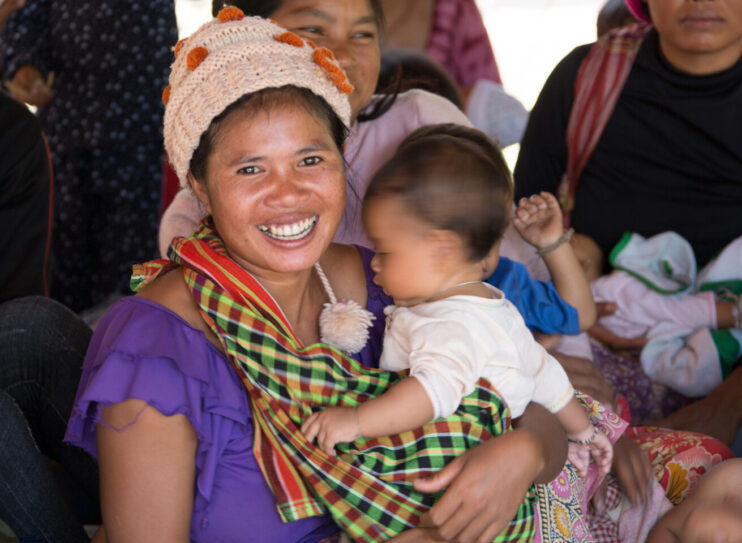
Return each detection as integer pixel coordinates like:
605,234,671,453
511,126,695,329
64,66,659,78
258,215,318,241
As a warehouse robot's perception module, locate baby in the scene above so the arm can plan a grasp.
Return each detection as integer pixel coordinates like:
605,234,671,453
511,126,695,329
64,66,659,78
303,125,611,478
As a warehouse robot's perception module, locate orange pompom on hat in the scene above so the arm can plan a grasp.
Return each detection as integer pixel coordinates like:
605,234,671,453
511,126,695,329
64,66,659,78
163,8,352,188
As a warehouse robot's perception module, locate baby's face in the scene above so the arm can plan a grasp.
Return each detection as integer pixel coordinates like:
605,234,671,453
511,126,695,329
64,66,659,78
363,196,448,307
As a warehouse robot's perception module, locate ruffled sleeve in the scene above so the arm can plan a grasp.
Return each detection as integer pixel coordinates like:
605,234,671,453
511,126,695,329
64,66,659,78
64,296,252,508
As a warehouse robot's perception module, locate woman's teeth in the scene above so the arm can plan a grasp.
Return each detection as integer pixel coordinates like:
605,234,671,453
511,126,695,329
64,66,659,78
258,216,317,241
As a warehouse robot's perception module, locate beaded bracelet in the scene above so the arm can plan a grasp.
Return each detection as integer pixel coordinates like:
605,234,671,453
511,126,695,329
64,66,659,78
567,425,599,445
536,228,575,256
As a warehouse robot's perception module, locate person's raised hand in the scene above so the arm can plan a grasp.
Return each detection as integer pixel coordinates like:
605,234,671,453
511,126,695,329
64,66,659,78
411,430,541,543
0,0,25,30
301,407,362,456
612,434,653,506
511,192,564,250
6,65,54,107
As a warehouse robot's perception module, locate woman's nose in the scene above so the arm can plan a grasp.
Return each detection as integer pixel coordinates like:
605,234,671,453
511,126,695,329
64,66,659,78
264,173,310,208
325,38,352,71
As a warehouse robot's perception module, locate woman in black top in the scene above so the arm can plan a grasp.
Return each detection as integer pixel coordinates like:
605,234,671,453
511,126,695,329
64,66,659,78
515,0,742,268
514,0,742,452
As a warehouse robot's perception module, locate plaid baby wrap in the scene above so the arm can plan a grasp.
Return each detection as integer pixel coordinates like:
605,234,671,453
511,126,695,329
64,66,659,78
131,221,537,542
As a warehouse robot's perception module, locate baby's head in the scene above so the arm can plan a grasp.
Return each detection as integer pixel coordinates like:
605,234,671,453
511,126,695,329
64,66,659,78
363,124,512,305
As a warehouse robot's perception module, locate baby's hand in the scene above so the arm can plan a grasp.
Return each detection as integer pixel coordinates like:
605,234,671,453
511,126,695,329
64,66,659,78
512,192,564,250
301,407,362,456
567,426,613,478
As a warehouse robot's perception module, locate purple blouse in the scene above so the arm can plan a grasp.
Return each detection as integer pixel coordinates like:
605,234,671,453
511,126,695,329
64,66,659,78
65,247,390,543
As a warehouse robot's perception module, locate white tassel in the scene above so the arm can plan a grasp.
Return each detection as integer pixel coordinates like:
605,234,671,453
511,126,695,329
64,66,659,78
315,262,375,354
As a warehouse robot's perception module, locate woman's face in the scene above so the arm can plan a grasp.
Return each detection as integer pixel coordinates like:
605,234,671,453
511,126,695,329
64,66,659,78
271,0,381,122
649,0,742,73
192,99,346,278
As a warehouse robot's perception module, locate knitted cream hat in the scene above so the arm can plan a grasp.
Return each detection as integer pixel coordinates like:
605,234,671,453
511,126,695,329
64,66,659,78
163,7,353,187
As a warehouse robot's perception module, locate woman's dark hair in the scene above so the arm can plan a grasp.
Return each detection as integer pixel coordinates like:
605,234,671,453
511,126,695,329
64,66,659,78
364,124,512,261
189,86,348,183
375,50,462,110
597,0,639,36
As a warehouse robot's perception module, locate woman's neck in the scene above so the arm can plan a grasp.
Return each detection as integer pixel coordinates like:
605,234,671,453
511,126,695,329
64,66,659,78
248,267,326,345
659,37,742,75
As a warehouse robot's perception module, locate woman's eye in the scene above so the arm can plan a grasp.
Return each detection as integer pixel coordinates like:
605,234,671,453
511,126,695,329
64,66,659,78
300,156,322,166
296,26,322,36
353,30,376,40
237,165,261,175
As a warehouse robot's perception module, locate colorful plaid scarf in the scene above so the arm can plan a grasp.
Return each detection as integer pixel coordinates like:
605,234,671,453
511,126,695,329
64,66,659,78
132,221,536,542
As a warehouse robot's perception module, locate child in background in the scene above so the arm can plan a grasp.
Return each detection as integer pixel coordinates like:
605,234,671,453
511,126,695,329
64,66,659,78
575,231,742,398
302,126,611,478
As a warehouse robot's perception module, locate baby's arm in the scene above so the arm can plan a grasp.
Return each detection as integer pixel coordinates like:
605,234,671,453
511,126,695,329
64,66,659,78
557,398,612,478
301,377,434,456
512,193,596,330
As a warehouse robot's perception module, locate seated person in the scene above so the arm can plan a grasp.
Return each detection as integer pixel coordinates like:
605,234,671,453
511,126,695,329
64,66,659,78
64,11,574,542
514,0,742,446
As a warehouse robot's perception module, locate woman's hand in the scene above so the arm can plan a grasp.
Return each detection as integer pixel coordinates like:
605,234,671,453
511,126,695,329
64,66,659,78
552,351,617,409
406,404,565,543
612,434,653,505
7,65,54,107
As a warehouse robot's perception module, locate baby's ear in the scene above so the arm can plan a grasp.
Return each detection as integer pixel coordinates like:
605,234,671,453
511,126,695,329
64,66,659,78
428,229,463,257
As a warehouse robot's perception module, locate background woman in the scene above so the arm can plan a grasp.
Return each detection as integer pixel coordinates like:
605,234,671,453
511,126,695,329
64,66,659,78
161,0,472,252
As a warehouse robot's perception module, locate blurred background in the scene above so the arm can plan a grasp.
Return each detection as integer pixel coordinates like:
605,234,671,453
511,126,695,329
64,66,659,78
174,0,607,167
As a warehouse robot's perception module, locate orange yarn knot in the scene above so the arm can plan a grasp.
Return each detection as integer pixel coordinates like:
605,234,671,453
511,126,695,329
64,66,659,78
313,48,354,95
187,46,209,71
173,38,187,58
274,31,305,48
162,85,171,105
217,6,245,22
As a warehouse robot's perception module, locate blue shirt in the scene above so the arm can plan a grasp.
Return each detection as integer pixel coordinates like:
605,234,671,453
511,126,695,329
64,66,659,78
485,257,579,335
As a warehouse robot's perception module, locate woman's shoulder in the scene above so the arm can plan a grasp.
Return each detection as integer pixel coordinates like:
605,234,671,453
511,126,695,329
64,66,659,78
136,267,222,350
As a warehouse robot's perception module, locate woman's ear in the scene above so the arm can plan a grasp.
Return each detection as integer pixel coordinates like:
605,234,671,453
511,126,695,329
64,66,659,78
188,172,212,214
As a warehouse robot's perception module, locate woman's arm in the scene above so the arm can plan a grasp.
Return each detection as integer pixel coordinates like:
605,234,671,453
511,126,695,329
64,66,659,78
403,403,566,542
97,399,197,543
659,365,742,446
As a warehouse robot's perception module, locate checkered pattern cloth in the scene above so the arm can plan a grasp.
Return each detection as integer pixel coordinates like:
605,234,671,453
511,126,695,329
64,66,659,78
132,220,537,542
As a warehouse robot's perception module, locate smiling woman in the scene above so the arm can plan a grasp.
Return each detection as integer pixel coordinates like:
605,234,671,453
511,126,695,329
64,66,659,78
61,9,573,543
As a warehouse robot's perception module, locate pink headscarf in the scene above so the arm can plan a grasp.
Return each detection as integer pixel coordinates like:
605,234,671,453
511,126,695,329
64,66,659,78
625,0,651,23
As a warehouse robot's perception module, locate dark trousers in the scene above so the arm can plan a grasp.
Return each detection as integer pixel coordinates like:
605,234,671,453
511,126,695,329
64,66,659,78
0,296,99,542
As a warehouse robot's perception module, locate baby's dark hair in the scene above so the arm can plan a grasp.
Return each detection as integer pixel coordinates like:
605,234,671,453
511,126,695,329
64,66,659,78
364,124,512,261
